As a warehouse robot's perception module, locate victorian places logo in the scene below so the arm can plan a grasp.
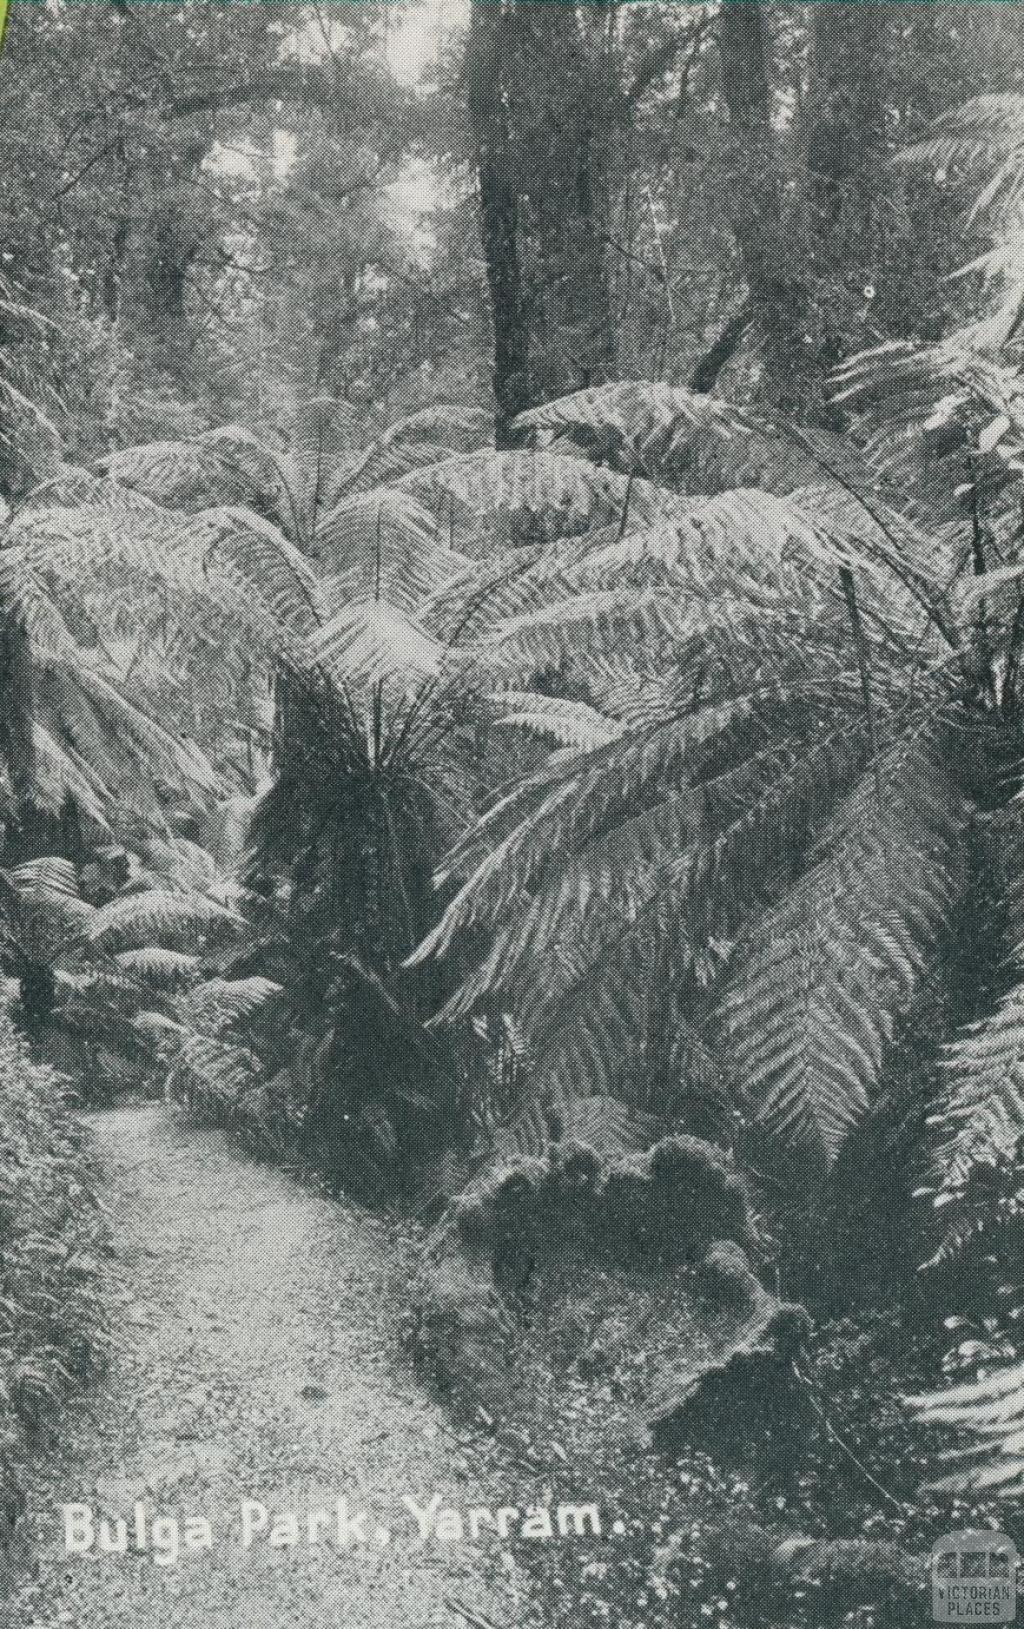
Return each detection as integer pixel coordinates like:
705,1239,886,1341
932,1531,1020,1624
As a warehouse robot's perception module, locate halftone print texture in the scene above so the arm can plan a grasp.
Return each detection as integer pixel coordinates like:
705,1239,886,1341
3,3,1024,1626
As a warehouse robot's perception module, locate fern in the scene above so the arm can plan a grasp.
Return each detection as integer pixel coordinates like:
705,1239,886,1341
113,948,202,990
725,731,970,1161
179,976,281,1036
88,890,242,954
394,448,692,551
923,974,1024,1253
906,1362,1024,1495
98,428,281,514
314,488,468,612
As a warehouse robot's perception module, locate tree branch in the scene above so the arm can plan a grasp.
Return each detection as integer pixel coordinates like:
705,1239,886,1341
165,62,335,119
626,19,710,107
689,301,753,393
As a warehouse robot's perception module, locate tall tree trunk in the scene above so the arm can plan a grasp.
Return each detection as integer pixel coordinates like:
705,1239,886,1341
804,4,889,201
716,0,809,409
466,1,531,447
465,0,617,446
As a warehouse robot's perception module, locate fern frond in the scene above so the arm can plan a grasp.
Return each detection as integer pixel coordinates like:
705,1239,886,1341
725,732,970,1162
899,93,1024,227
3,858,80,899
906,1360,1024,1494
383,403,492,450
457,729,864,1036
314,488,469,612
99,428,280,513
88,890,243,954
166,1032,260,1111
180,976,281,1035
196,507,321,642
325,439,457,503
113,948,202,990
300,597,442,692
413,696,769,967
34,661,221,819
488,692,623,752
515,380,743,467
28,723,111,829
395,449,690,552
928,977,1024,1205
488,1090,660,1163
0,857,95,961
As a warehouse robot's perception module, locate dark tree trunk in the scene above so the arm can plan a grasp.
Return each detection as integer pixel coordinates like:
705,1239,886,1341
465,0,617,446
143,200,196,332
805,4,889,202
716,0,810,409
0,611,34,807
466,1,531,448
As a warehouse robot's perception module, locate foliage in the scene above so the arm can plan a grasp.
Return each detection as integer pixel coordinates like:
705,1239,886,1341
0,1012,104,1511
9,0,1024,1554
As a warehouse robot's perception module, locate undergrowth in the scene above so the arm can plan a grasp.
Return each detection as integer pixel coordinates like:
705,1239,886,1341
0,1014,104,1535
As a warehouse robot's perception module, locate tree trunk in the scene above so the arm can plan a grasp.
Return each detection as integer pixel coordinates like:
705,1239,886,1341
466,1,531,447
465,0,617,446
717,1,812,409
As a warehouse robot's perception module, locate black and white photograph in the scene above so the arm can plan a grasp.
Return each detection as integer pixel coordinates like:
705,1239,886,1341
0,2,1024,1625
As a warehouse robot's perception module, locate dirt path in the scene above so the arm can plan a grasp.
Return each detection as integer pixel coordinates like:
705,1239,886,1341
10,1105,531,1629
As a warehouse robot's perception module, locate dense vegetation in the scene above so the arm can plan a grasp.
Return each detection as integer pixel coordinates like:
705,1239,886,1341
8,0,1024,1618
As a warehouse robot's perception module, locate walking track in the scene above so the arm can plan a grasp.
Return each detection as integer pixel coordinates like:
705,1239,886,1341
10,1105,528,1629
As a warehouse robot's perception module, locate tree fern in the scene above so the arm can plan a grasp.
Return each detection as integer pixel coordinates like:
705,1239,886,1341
98,428,281,514
87,889,242,954
113,947,202,990
394,448,692,552
725,731,970,1161
906,1363,1024,1495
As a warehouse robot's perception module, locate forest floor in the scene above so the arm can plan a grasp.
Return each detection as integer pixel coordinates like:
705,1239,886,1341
5,1104,539,1629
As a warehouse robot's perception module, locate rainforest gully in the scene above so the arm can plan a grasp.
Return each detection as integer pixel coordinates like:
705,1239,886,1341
61,1496,606,1564
16,1,1024,1625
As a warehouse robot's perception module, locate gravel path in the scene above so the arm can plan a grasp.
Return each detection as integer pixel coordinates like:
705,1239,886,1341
11,1105,527,1629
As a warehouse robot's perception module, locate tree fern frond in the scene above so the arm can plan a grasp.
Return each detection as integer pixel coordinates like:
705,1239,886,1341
928,977,1024,1205
394,449,691,552
488,1089,660,1163
196,507,321,642
413,696,772,968
488,692,623,752
99,428,280,513
514,380,744,463
300,597,442,693
383,403,492,450
325,438,457,502
0,857,95,961
113,948,202,990
474,588,718,687
15,484,319,649
513,380,869,497
459,728,864,1035
724,732,970,1162
88,890,243,954
906,1360,1024,1494
314,488,469,611
139,836,219,896
28,723,111,829
3,858,80,899
35,661,221,816
166,1032,260,1111
898,93,1024,223
179,976,281,1035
